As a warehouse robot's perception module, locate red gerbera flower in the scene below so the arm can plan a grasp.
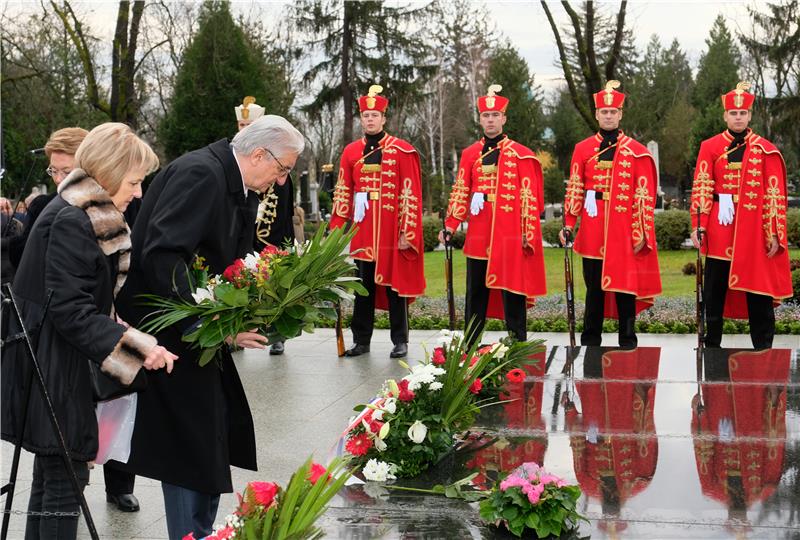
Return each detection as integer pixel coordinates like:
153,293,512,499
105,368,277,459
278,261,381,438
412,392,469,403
345,432,373,456
469,378,483,394
506,368,526,384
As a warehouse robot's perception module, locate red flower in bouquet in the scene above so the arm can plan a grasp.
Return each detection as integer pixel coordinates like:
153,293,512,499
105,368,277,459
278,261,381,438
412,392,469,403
308,462,331,485
478,345,493,355
345,432,373,456
368,419,384,434
249,481,278,507
260,245,279,257
469,378,483,394
506,368,526,384
432,347,446,366
397,379,416,402
222,259,244,281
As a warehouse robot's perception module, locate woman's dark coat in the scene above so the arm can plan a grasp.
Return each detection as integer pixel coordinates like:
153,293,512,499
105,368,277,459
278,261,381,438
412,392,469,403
115,139,259,494
1,172,154,461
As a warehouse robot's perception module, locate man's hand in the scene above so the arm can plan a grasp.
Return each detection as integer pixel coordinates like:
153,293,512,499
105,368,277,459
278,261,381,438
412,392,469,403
226,329,268,349
398,233,410,250
767,235,780,258
690,228,704,250
558,227,573,247
438,228,453,245
143,345,178,374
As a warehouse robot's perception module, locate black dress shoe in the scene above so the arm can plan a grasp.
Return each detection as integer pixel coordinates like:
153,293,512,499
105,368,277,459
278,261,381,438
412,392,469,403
344,344,370,357
106,493,140,512
389,343,408,358
270,341,285,355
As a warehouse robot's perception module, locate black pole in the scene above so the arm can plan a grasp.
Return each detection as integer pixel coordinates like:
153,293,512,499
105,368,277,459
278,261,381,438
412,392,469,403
0,287,99,540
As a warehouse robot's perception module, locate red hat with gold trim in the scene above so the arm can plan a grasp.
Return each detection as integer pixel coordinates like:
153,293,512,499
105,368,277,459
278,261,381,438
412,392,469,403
477,84,509,113
593,80,625,109
358,85,389,113
721,81,754,111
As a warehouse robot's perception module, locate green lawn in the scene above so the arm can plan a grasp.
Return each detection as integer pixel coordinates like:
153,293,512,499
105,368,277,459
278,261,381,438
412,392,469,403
423,247,800,300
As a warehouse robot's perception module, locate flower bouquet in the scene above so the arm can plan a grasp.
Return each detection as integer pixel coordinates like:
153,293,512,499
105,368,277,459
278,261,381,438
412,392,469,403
141,225,366,365
478,462,585,538
184,457,352,540
341,329,543,479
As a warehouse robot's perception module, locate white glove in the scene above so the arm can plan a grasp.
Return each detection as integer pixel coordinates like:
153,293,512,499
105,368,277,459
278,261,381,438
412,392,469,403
718,417,734,443
584,190,598,218
717,194,735,226
354,192,369,223
470,193,485,216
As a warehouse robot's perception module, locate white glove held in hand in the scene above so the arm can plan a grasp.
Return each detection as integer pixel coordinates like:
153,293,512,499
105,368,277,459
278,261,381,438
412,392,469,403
470,193,485,216
584,190,598,218
354,192,369,223
717,194,735,226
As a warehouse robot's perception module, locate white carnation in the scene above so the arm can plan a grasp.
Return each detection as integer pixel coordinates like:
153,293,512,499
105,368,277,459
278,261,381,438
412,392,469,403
428,381,443,391
363,459,397,482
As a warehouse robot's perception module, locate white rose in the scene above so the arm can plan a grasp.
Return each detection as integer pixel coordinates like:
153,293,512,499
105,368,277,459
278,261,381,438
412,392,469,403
407,420,428,444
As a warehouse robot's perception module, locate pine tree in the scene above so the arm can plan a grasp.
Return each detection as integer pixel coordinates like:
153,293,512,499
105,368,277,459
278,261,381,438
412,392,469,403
689,15,740,157
486,44,545,148
160,1,292,159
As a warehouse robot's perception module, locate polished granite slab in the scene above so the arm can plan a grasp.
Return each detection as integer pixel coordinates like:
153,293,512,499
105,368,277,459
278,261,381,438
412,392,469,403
319,346,800,539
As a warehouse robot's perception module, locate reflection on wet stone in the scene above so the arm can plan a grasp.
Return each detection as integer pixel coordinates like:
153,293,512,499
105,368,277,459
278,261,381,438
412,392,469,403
320,346,798,538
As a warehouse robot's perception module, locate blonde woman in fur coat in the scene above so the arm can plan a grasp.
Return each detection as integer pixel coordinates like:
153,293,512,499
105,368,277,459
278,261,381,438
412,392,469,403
1,123,177,540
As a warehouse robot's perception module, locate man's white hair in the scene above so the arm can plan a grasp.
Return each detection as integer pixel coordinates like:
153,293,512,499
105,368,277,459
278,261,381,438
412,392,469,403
231,115,305,157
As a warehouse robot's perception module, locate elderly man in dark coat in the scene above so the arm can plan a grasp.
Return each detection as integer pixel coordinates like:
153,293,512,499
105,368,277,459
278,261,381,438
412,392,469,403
115,115,304,539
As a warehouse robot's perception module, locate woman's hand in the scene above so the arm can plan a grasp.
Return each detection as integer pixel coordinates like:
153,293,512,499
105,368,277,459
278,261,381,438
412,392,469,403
225,329,269,349
143,345,178,373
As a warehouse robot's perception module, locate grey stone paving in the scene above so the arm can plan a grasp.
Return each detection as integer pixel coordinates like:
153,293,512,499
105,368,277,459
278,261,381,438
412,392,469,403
2,329,798,539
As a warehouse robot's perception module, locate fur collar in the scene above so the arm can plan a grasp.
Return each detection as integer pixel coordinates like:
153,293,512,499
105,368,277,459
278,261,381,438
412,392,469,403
58,169,131,297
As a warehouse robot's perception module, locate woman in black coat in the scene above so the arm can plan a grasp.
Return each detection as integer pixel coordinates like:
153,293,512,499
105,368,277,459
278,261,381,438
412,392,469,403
1,123,177,540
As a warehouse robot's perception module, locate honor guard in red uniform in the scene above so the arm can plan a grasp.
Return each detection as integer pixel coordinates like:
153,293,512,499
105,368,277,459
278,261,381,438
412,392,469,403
237,97,296,356
563,347,661,533
330,85,425,358
559,81,662,348
692,349,789,530
442,84,546,345
690,82,792,350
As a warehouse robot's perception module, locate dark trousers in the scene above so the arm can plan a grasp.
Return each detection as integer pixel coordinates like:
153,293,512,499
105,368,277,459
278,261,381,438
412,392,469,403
25,455,90,540
465,258,527,346
581,258,637,348
351,260,408,346
103,461,135,495
703,257,775,349
162,482,220,540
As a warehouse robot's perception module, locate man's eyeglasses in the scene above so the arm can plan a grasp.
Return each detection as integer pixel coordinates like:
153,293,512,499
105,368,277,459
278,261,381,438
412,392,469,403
46,167,72,179
262,148,292,176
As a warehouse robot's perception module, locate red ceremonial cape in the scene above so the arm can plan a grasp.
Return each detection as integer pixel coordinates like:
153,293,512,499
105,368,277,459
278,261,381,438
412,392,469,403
445,136,547,318
691,130,792,319
565,133,662,319
330,134,425,309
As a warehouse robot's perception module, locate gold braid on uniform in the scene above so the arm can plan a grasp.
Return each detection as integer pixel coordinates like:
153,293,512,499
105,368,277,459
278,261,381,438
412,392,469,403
447,166,470,221
763,173,786,245
256,185,279,245
691,160,714,218
520,174,538,247
332,167,351,218
398,176,419,242
564,161,584,217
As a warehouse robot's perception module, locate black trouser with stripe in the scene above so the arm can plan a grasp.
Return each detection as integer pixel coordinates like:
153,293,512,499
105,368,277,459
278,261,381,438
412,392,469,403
351,260,408,346
465,257,527,346
580,257,637,348
703,257,774,349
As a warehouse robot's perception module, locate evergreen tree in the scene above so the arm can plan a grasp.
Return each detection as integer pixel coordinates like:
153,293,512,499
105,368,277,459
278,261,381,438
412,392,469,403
292,0,433,144
690,15,740,157
160,1,292,159
486,44,545,148
548,89,591,175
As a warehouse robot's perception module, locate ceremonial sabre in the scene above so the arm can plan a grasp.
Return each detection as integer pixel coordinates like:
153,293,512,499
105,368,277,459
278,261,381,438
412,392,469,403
335,302,345,357
562,211,576,349
695,205,705,352
442,216,456,331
